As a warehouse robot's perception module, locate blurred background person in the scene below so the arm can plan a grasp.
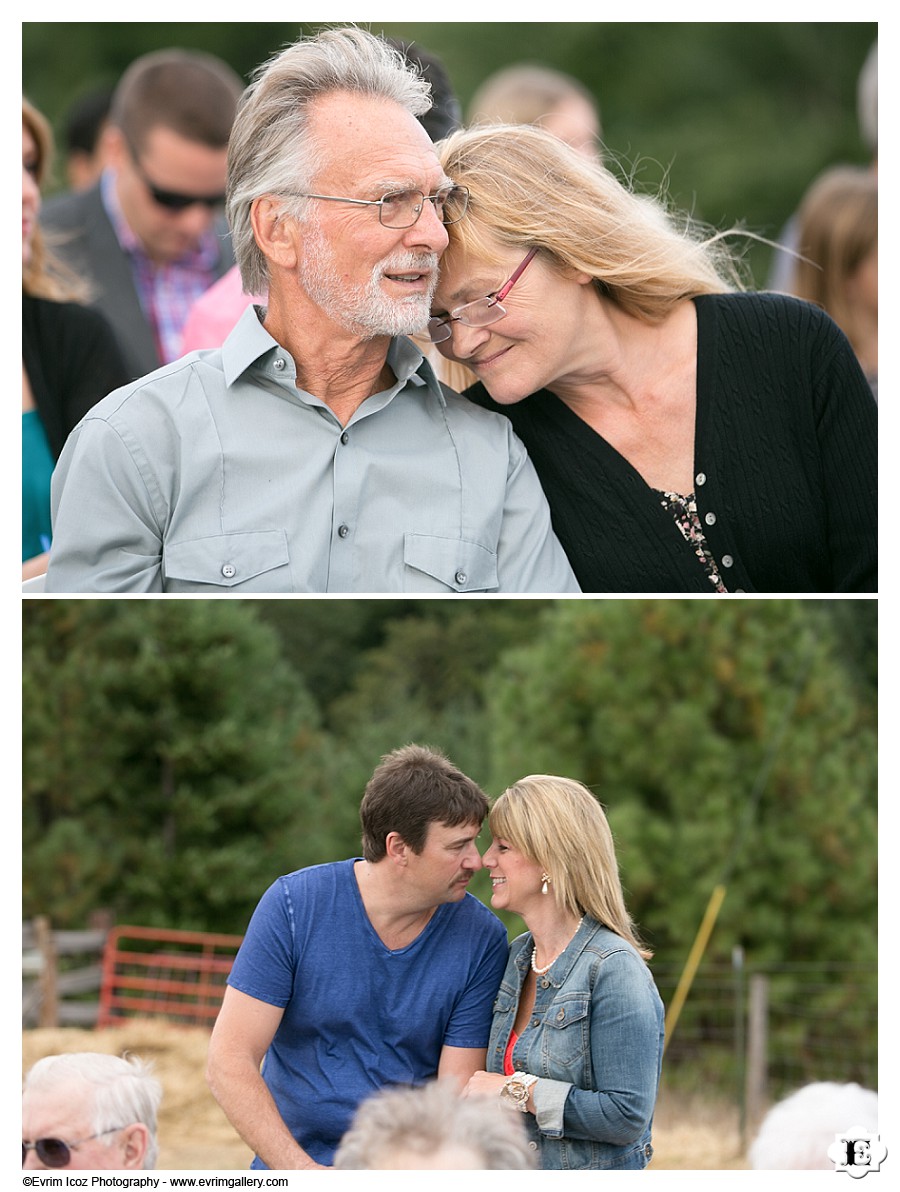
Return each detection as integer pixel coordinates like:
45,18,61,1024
62,85,113,192
768,39,876,292
179,36,462,355
22,96,128,582
333,1079,538,1169
788,165,877,400
23,1052,162,1170
468,61,602,160
432,122,877,594
463,775,665,1170
748,1081,878,1170
43,48,243,378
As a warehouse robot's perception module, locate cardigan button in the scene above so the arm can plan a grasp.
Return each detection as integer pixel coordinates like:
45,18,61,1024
695,472,707,486
722,555,734,568
704,511,717,526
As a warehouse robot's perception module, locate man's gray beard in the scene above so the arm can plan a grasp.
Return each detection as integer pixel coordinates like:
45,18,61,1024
299,225,438,339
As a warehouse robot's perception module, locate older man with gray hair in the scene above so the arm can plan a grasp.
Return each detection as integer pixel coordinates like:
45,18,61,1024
45,26,578,595
22,1052,161,1170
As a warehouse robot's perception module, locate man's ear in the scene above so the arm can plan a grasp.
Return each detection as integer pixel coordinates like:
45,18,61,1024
385,831,411,865
120,1123,150,1169
102,125,128,171
251,196,300,270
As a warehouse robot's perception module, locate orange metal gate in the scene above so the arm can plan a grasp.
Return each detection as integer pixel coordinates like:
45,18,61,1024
98,925,243,1028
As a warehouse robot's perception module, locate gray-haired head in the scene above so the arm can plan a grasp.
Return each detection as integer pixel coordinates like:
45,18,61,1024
227,26,434,296
23,1052,162,1170
333,1079,538,1169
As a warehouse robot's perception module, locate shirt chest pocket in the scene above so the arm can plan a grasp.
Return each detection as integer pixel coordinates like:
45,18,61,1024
539,996,592,1072
163,530,291,591
403,533,499,592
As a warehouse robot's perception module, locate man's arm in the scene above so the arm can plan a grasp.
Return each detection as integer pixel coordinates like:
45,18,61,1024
437,1045,488,1090
207,986,327,1170
45,418,164,593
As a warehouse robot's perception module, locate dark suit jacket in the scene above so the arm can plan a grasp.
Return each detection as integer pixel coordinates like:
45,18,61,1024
42,182,235,381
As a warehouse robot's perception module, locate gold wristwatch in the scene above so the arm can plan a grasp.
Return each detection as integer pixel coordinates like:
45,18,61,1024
500,1072,538,1111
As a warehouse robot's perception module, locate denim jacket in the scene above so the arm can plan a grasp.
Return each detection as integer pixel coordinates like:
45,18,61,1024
488,916,665,1170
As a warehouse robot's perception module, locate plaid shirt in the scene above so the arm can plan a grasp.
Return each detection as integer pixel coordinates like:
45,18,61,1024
101,169,221,365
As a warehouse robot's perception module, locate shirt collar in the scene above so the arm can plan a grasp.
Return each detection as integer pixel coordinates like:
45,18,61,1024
221,305,446,408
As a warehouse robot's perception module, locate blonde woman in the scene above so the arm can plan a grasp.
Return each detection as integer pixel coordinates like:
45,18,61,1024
22,97,126,580
789,165,877,400
431,124,877,593
463,775,664,1170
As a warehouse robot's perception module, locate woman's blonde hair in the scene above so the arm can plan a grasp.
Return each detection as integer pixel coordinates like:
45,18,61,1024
790,164,877,361
489,774,652,959
22,96,87,302
438,122,742,323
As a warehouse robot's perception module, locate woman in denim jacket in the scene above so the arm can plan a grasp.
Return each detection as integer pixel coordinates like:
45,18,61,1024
463,775,665,1169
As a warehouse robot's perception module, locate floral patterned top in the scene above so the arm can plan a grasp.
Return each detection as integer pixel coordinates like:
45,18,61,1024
657,490,728,593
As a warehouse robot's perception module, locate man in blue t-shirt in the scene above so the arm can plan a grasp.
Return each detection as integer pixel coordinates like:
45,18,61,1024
207,744,509,1169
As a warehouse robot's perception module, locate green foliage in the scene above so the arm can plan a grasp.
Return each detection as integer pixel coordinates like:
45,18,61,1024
23,600,322,932
481,600,876,970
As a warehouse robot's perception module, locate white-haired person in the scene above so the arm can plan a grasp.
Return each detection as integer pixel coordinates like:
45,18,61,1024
463,775,665,1170
333,1078,537,1169
23,1052,161,1170
430,123,877,593
749,1081,878,1170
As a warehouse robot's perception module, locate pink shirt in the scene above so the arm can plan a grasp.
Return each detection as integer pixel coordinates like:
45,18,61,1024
179,264,265,354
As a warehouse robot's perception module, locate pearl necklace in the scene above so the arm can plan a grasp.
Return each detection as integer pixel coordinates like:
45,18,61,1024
531,917,584,975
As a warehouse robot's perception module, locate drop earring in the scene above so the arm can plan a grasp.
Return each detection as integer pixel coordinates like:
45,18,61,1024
541,873,551,895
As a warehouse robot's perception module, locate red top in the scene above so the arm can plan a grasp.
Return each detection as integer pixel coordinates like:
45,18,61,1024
503,1029,518,1075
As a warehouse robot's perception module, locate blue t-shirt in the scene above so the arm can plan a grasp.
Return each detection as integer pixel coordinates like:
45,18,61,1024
227,858,509,1167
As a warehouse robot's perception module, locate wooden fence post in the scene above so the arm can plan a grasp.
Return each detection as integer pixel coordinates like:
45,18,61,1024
35,915,58,1029
745,973,769,1139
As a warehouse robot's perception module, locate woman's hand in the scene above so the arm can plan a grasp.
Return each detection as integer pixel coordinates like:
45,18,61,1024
462,1071,508,1099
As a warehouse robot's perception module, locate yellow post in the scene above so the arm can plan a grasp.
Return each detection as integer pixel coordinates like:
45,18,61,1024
663,883,727,1055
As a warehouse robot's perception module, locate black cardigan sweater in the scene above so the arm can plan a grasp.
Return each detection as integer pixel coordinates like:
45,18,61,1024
465,292,877,593
23,292,129,460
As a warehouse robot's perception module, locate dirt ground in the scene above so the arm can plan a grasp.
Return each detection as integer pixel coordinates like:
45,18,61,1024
22,1022,749,1170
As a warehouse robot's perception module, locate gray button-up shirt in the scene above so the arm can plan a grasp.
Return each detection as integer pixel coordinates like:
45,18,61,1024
45,306,580,593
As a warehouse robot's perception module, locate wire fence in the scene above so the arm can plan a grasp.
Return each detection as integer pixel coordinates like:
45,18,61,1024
654,955,877,1113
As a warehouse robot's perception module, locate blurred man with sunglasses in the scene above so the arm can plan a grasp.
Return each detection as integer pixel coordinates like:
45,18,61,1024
43,48,243,379
23,1052,161,1170
44,27,578,594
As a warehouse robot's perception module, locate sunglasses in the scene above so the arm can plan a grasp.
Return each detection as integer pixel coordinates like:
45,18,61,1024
23,1126,126,1168
129,144,225,212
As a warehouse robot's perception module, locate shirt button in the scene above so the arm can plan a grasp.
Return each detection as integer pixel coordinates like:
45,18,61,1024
338,525,350,538
528,1142,538,1151
722,555,734,568
221,563,236,579
704,511,717,526
455,570,467,586
696,472,707,486
340,431,349,445
273,357,286,371
541,977,550,988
